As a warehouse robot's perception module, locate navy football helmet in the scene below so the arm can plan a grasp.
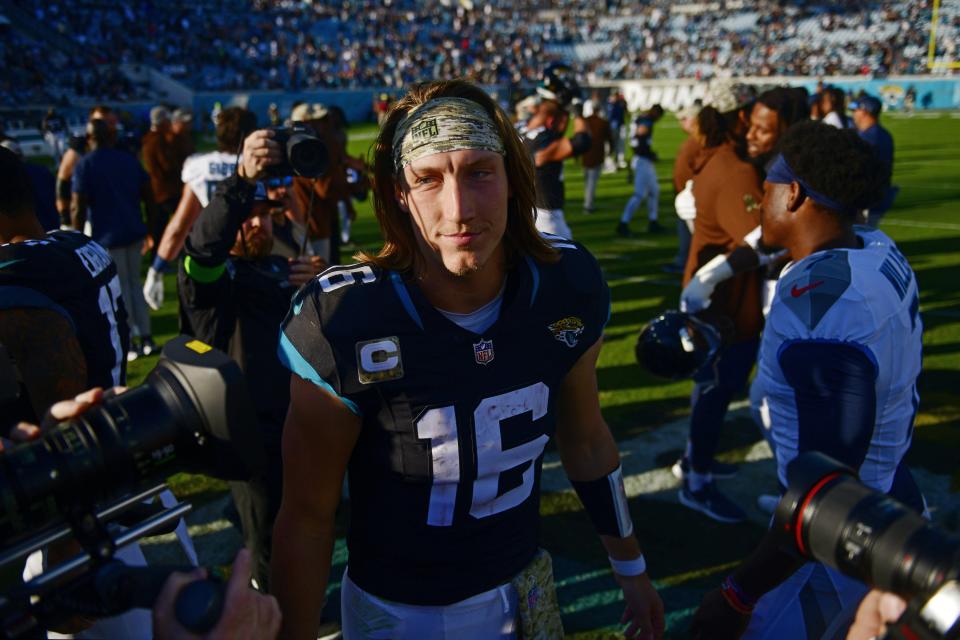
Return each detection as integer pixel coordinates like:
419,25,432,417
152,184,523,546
635,311,721,380
537,63,581,107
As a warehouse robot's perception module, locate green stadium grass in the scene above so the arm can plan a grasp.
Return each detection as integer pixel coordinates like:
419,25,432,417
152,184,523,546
127,116,960,637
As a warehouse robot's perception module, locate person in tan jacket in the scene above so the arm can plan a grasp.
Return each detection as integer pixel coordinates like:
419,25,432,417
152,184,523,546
141,106,184,250
673,80,763,524
289,103,350,263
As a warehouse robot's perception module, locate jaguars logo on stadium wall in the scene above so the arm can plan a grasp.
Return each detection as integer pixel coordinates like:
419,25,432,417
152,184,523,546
548,317,585,348
879,84,905,109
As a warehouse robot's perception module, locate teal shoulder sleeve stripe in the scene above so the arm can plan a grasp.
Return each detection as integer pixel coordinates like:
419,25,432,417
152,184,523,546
183,256,226,283
277,331,361,416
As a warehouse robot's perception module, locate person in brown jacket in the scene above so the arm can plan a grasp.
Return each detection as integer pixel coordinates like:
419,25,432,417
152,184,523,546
581,98,612,214
664,103,703,273
289,103,350,263
673,80,762,524
142,106,184,250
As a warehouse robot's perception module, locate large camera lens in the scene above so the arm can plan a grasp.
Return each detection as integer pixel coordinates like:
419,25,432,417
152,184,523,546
286,132,328,178
0,337,262,547
775,452,960,601
265,126,328,179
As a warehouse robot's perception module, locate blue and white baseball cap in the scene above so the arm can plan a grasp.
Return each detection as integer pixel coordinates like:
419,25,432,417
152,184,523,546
850,95,882,116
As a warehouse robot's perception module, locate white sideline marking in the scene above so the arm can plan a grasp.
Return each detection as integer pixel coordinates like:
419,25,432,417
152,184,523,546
881,218,960,231
140,517,235,544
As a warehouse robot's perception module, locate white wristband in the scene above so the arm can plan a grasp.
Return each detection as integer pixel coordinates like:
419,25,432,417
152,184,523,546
609,554,647,576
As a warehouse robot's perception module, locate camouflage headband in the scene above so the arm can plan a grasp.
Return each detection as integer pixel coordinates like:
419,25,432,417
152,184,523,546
393,97,505,174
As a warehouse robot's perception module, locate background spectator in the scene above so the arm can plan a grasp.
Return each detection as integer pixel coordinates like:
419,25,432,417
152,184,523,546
71,118,157,361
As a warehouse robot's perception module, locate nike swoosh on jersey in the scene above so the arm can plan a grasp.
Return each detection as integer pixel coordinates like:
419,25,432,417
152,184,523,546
791,280,825,297
0,259,24,270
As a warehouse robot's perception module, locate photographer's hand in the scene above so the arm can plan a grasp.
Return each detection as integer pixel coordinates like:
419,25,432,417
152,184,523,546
288,256,326,287
238,130,283,183
153,549,281,640
42,387,126,429
3,387,125,450
847,590,906,640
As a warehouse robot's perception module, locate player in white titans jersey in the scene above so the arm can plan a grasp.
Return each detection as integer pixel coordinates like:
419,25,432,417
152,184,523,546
143,107,256,312
692,121,924,640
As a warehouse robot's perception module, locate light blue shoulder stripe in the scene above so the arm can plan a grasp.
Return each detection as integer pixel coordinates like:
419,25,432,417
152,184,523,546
523,255,540,308
277,331,361,416
389,271,424,330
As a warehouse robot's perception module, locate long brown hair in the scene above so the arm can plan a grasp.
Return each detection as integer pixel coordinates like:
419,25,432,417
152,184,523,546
357,79,557,273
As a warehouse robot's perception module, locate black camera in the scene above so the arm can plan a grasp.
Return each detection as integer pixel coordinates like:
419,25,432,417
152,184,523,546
0,336,263,637
775,452,960,639
265,125,328,179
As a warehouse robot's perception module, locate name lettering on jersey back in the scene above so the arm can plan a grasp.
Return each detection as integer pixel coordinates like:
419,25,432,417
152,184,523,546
879,247,912,301
208,161,236,178
75,242,112,278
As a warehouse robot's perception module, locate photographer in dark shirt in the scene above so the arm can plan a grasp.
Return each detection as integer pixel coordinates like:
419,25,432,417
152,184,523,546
178,130,323,590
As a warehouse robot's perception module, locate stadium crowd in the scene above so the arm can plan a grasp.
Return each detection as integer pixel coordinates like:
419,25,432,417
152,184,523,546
1,0,952,104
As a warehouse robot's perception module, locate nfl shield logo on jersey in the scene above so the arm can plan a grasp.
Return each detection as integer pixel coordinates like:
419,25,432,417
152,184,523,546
473,339,495,365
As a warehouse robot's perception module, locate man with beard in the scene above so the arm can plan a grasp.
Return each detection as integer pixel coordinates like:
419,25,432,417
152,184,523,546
680,87,809,317
178,169,324,591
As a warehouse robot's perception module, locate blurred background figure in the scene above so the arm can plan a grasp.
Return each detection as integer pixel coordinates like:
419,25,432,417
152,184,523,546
850,94,898,228
580,97,612,215
819,86,850,129
141,106,182,255
617,104,664,236
71,118,157,361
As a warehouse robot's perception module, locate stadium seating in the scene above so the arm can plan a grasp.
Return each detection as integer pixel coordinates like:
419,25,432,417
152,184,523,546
0,0,953,106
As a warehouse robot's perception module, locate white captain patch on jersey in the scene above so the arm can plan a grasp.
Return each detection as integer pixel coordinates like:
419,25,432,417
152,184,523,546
752,228,922,493
181,151,238,207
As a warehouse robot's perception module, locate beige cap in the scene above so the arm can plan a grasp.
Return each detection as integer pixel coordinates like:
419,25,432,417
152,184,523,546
150,105,171,125
703,79,753,114
172,108,193,123
290,103,329,122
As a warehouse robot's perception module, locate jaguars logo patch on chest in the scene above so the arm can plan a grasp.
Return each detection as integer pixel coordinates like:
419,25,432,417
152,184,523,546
548,317,585,348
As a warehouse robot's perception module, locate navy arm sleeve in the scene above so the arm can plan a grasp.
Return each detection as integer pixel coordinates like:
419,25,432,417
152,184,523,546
178,177,256,348
778,341,878,471
184,175,256,269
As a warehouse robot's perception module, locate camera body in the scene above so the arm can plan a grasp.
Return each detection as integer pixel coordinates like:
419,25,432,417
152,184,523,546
265,125,328,179
0,336,262,637
776,453,960,639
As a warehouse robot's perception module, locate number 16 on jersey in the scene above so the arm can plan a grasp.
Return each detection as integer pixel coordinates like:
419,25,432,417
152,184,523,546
415,382,550,527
